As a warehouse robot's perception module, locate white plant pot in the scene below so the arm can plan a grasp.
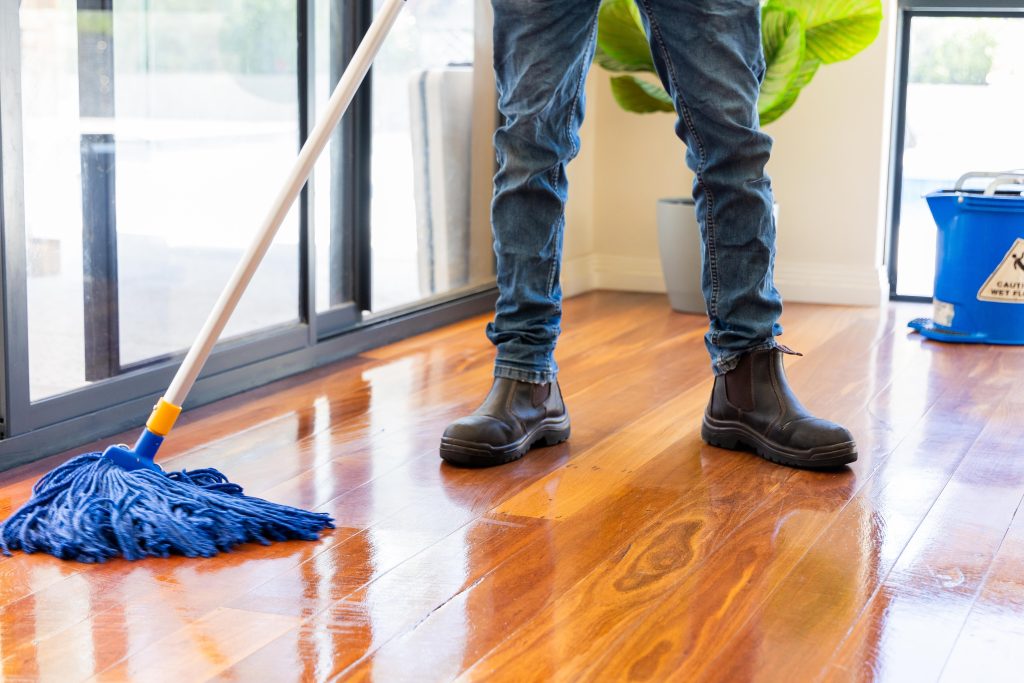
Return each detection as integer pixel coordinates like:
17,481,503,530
656,198,779,315
656,198,704,314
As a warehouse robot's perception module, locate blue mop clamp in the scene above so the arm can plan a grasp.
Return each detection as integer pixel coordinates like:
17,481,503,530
103,430,165,472
101,397,180,472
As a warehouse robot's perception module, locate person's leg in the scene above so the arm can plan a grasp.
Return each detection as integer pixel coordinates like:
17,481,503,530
634,0,857,467
487,0,601,383
634,0,780,369
440,0,600,467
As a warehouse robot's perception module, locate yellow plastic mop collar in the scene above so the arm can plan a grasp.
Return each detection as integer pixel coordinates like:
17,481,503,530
145,398,182,437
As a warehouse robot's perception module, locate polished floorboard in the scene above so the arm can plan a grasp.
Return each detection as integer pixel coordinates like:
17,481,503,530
0,291,1021,682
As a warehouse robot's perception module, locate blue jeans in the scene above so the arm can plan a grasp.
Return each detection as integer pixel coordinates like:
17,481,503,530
487,0,784,383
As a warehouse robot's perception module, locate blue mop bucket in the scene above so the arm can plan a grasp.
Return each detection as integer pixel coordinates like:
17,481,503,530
909,170,1024,344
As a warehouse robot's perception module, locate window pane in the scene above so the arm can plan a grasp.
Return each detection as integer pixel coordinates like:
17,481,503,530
22,0,301,399
315,0,494,315
370,0,479,313
312,0,351,313
22,1,86,399
896,16,1024,297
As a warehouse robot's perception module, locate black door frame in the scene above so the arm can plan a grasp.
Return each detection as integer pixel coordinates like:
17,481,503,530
886,0,1024,301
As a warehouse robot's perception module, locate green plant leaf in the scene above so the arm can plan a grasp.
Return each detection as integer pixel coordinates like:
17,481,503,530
595,46,642,73
597,0,655,73
791,55,822,92
609,75,675,114
758,7,805,114
759,56,821,124
770,0,882,64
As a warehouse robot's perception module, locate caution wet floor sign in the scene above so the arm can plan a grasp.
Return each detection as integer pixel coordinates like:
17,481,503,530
977,237,1024,303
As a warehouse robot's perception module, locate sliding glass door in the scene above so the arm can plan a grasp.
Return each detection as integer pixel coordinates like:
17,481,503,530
0,0,497,462
22,0,304,401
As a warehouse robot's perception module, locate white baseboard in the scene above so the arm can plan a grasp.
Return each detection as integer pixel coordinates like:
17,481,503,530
562,253,887,306
773,260,888,306
562,254,666,297
561,254,599,297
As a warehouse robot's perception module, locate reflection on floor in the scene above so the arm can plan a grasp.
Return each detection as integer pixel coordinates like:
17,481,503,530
0,291,1021,682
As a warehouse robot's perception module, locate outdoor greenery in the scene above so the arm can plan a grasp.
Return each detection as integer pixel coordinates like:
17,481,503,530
219,0,296,75
910,25,995,85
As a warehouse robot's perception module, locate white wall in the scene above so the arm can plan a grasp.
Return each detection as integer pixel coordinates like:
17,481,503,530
563,2,898,306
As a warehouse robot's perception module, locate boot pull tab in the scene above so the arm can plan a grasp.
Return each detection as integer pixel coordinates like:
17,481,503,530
776,344,803,357
531,382,551,407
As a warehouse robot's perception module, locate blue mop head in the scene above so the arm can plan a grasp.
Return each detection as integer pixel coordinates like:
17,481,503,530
0,452,334,563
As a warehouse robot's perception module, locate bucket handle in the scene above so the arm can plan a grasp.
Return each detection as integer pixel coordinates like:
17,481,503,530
983,175,1024,196
954,170,1024,191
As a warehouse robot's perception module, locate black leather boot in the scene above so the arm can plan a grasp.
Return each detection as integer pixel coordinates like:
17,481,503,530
701,347,857,468
440,378,571,467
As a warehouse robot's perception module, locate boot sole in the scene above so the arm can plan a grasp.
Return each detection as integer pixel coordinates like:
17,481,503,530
439,415,571,468
701,413,857,469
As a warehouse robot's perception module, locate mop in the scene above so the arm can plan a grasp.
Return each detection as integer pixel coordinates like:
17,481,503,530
0,0,407,563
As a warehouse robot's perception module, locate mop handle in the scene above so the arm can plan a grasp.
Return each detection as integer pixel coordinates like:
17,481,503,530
145,0,407,437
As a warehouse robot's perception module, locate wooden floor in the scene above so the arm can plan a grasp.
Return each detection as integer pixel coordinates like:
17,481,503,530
0,291,1022,682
